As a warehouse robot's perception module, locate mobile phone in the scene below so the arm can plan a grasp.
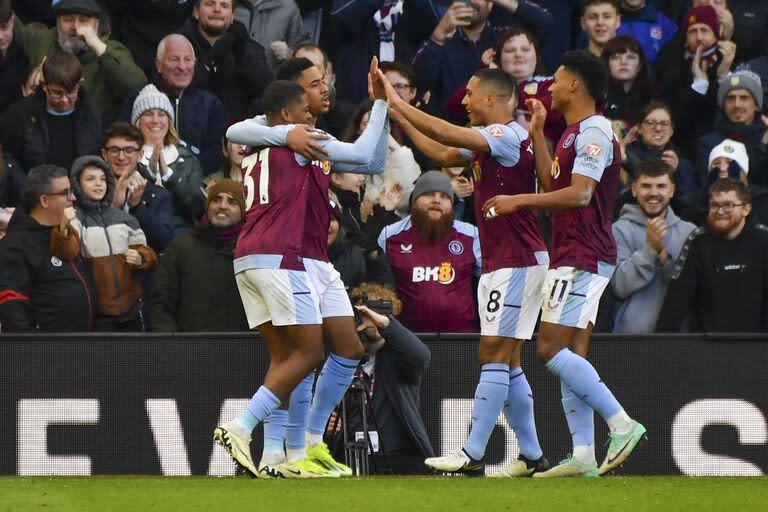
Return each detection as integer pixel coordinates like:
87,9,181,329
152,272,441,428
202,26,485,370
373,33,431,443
457,0,472,23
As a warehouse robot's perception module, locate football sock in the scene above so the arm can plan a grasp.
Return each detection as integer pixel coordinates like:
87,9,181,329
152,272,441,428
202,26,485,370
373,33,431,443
286,371,314,461
262,408,288,465
561,381,595,465
606,409,634,435
231,385,281,436
463,363,509,461
504,368,543,461
545,349,622,423
307,354,359,439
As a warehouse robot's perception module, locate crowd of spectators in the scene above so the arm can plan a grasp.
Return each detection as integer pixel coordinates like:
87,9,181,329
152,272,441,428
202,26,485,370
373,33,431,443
1,0,767,334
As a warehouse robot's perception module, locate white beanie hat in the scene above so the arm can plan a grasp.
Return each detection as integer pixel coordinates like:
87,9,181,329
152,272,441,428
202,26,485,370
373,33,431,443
708,138,749,174
131,84,175,126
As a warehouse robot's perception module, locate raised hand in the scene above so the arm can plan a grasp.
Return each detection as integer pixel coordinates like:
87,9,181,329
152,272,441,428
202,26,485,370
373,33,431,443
380,182,405,212
691,46,710,82
125,248,143,267
59,206,76,235
127,175,148,208
368,57,387,102
525,98,547,136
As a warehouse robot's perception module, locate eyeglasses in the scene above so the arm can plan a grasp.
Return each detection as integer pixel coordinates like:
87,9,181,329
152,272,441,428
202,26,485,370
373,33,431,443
391,83,413,91
44,84,80,100
45,188,74,198
642,119,671,129
104,146,140,156
708,202,746,212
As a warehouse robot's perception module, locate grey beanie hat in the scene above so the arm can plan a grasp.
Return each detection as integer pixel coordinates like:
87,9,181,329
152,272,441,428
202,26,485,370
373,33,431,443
131,84,175,126
717,70,763,112
410,171,454,207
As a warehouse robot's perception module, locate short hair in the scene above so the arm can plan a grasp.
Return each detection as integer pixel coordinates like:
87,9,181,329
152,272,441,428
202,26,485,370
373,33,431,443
561,49,609,102
641,100,673,126
42,51,82,91
274,57,315,82
348,282,403,317
709,178,751,203
472,68,518,99
581,0,618,15
104,122,143,147
0,0,12,24
379,60,417,87
633,160,675,181
261,80,306,117
293,43,329,70
492,27,545,77
22,165,69,212
156,34,195,61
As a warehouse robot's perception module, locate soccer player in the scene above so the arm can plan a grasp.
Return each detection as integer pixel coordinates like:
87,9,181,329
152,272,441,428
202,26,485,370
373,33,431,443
214,68,389,478
376,67,550,477
482,50,646,477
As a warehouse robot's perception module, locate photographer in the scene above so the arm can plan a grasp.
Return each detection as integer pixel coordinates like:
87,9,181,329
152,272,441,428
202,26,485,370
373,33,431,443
326,283,434,475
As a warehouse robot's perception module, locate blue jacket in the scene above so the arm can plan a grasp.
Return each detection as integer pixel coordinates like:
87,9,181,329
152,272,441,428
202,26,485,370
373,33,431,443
616,3,677,67
126,176,175,254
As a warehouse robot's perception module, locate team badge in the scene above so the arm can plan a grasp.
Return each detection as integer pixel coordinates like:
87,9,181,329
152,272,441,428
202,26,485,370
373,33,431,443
50,256,62,267
489,126,504,138
730,76,740,86
562,133,575,149
724,145,734,154
524,82,539,95
650,26,662,40
550,157,561,179
400,243,413,254
449,240,464,255
312,160,332,174
586,143,602,157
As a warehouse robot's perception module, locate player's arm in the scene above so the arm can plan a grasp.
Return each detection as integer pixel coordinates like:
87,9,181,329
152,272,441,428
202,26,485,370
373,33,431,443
379,69,489,153
525,99,553,191
226,116,330,161
395,115,470,167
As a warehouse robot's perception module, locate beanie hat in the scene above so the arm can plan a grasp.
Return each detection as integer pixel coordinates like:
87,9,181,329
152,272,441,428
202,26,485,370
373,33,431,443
409,171,454,207
681,5,720,39
206,179,246,218
131,84,175,126
717,70,763,112
709,138,749,174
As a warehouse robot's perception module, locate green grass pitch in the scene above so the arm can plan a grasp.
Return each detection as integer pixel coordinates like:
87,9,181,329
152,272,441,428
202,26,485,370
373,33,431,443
1,477,767,511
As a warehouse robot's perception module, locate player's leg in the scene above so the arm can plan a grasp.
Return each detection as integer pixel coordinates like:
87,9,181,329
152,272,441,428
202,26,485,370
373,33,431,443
261,332,291,470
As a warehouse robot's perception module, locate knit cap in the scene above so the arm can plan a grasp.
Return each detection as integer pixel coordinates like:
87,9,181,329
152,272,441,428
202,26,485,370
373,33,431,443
410,171,454,207
709,138,749,174
206,179,246,217
717,70,763,112
131,84,175,126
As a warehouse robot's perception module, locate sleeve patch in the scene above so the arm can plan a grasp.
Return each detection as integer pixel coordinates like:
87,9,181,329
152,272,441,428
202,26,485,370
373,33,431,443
488,126,504,138
586,143,602,157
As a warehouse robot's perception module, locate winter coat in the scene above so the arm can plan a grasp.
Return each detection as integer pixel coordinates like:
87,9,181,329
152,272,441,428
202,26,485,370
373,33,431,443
121,173,175,254
70,156,157,318
611,204,696,333
625,140,698,197
615,2,677,67
120,78,227,174
12,23,148,123
0,88,103,173
328,227,394,289
150,225,248,332
0,209,96,332
0,153,26,208
729,0,768,64
0,41,29,114
695,118,768,187
234,0,311,70
177,17,273,119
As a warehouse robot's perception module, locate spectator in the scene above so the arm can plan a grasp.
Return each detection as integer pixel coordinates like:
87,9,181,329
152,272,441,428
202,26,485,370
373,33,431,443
536,0,579,73
12,0,148,123
655,4,736,157
233,0,311,70
695,70,768,187
131,84,205,234
611,160,696,333
330,169,381,250
151,179,248,332
325,282,434,475
121,34,227,175
0,0,29,113
0,164,95,332
615,0,677,67
178,0,273,119
602,35,655,128
413,0,553,117
656,178,768,332
623,101,698,200
0,148,25,210
70,155,157,332
746,46,768,115
102,122,175,253
0,51,102,172
106,1,193,75
690,0,735,40
330,0,439,103
580,0,621,57
203,138,246,188
378,171,481,333
442,165,476,225
328,195,393,289
724,0,768,64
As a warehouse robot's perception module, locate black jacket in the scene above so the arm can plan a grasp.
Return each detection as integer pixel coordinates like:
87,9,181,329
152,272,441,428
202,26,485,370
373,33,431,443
655,223,768,332
150,225,248,332
177,18,273,119
0,209,96,332
0,153,26,208
0,88,103,173
0,42,29,114
328,227,394,289
119,172,175,254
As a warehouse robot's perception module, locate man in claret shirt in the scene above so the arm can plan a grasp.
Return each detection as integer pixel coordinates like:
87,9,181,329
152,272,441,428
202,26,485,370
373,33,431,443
483,50,645,478
378,67,550,478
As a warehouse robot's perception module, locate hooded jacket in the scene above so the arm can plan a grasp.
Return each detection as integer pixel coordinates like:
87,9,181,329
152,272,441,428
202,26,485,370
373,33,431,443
0,208,95,332
611,204,696,333
71,156,157,317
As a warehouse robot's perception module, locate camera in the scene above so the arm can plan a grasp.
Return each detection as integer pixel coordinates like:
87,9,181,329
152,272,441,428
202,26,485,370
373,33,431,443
350,293,393,328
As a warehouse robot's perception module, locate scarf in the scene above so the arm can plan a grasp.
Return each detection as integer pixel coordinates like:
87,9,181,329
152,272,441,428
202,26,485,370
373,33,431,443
373,0,404,62
200,215,243,245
